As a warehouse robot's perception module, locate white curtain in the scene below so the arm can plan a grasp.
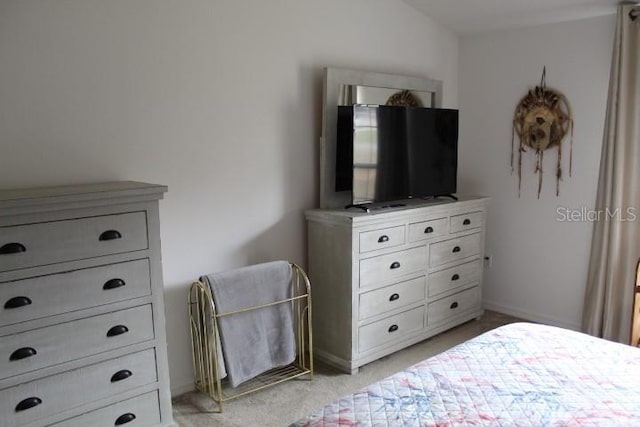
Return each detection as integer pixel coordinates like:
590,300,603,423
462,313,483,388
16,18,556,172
582,3,640,343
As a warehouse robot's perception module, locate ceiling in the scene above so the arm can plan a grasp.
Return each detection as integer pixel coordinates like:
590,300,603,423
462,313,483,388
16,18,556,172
402,0,620,35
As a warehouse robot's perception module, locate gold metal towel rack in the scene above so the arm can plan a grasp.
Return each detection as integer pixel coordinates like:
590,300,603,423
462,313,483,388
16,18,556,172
632,258,640,347
188,262,313,412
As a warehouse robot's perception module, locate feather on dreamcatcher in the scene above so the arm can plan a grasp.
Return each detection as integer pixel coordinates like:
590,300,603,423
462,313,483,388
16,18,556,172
512,67,573,198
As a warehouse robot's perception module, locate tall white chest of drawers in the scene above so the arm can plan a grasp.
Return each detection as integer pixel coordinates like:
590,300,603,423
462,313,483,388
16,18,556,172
0,182,174,427
306,197,489,374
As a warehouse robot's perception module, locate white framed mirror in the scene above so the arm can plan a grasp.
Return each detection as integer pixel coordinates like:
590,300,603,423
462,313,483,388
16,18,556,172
320,67,443,209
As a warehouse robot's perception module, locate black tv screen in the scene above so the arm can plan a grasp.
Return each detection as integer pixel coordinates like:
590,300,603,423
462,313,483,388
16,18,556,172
336,105,458,205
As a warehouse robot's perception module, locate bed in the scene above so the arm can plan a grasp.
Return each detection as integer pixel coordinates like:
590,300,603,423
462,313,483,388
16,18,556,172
291,322,640,426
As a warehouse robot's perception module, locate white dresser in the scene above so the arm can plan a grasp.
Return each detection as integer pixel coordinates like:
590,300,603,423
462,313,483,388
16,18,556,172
0,182,174,427
306,197,488,373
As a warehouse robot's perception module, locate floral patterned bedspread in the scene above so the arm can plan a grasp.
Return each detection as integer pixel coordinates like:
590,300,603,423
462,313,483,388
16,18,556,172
291,323,640,426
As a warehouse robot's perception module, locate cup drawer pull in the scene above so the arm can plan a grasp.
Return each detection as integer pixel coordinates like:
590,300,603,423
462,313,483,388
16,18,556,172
389,293,400,301
5,296,32,309
451,274,460,281
463,219,471,225
424,226,434,234
378,235,389,243
103,278,126,290
107,325,129,337
450,301,459,309
452,246,461,253
0,242,26,255
10,347,37,361
110,369,133,383
388,324,399,333
99,230,122,241
115,413,137,425
15,397,42,412
390,262,401,270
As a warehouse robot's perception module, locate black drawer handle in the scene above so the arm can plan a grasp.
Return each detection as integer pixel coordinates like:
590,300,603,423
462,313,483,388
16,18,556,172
450,301,459,309
0,242,26,255
451,274,460,281
424,226,434,234
388,324,399,333
111,369,133,383
5,296,32,309
107,325,129,337
10,347,37,361
389,293,400,302
390,261,401,270
15,397,42,412
115,413,136,425
378,235,389,243
99,230,122,241
103,278,126,290
452,246,461,253
463,219,471,225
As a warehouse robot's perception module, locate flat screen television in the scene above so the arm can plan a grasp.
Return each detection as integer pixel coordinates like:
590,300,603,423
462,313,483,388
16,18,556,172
335,104,459,206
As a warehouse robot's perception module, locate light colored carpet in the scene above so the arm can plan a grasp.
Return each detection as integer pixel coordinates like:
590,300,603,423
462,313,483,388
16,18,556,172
172,311,520,427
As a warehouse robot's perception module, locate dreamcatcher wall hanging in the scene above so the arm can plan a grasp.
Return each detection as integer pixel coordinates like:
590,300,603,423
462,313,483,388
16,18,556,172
386,89,423,107
512,67,573,198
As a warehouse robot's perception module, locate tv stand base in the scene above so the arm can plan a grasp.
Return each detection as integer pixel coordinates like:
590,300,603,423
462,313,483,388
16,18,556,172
345,203,409,213
425,194,458,201
344,204,371,213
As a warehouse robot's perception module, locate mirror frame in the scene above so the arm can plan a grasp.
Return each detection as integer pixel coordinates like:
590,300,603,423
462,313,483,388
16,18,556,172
319,67,443,209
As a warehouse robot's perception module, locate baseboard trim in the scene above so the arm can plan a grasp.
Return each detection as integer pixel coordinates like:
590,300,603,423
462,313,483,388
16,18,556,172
314,349,358,374
171,380,195,397
483,299,581,331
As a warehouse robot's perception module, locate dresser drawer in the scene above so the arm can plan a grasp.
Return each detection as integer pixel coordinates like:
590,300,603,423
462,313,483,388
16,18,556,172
0,259,151,327
0,212,148,272
427,286,480,327
359,225,405,253
359,246,426,289
358,306,423,353
450,211,484,233
0,349,157,427
429,233,482,268
359,276,425,320
0,305,154,379
407,217,448,243
428,260,482,297
52,391,160,427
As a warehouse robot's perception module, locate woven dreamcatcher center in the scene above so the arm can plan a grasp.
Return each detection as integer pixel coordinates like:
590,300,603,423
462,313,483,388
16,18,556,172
385,90,423,107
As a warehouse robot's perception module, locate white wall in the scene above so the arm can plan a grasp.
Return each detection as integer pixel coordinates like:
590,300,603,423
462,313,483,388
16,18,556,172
0,0,458,395
458,15,616,330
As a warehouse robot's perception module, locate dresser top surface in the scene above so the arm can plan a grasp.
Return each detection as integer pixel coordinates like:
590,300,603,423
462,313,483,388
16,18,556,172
0,181,166,202
0,181,168,215
306,195,489,224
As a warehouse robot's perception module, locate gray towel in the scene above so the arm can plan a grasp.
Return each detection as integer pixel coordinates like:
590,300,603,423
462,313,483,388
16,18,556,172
196,293,227,380
202,261,295,387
